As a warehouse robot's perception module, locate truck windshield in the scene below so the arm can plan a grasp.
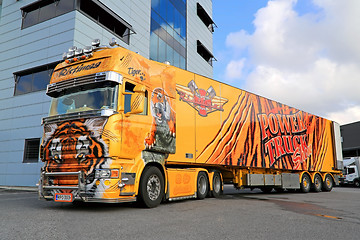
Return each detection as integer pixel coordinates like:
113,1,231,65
49,86,118,116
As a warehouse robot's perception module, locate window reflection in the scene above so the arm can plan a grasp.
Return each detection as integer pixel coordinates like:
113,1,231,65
150,0,186,69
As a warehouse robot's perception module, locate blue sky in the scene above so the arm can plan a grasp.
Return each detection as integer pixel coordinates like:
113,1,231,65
211,0,360,125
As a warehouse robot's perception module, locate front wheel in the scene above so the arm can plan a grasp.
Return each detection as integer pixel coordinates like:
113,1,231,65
322,174,334,192
138,166,164,208
354,179,360,188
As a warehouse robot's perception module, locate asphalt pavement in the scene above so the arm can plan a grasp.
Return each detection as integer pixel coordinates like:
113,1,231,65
1,186,359,240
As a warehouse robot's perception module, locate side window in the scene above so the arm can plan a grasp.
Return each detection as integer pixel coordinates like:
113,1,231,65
348,168,355,175
123,82,148,115
124,82,135,114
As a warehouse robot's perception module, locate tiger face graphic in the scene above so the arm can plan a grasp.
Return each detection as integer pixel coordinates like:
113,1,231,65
41,118,111,197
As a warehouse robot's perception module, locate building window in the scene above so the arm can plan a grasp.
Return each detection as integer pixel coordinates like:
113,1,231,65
14,62,59,96
196,3,216,32
197,40,215,66
23,138,40,163
21,0,75,29
150,0,186,69
21,0,134,44
78,0,134,44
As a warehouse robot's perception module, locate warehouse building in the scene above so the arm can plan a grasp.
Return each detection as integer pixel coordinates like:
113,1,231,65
0,0,215,186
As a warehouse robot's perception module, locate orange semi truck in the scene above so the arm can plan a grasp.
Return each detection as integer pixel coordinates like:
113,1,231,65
38,39,343,207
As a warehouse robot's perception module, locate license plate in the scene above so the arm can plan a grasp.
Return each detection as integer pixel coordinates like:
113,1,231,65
54,193,73,202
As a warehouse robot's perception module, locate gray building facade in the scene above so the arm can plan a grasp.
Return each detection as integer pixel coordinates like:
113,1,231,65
0,0,214,186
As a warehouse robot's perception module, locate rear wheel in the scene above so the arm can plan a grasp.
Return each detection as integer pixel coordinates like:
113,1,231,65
197,172,209,200
322,174,334,192
312,174,322,192
138,166,164,208
300,174,311,193
211,171,223,198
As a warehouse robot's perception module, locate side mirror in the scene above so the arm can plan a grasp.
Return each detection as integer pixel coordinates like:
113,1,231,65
128,85,146,115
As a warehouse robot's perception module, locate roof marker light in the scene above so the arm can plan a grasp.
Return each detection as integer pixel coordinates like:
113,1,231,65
92,39,101,48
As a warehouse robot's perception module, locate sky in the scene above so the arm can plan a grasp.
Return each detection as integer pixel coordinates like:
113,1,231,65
212,0,360,125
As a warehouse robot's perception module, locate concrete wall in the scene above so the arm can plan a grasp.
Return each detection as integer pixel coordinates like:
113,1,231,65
187,0,213,78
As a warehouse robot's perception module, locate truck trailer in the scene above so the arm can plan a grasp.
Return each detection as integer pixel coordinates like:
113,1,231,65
38,39,343,207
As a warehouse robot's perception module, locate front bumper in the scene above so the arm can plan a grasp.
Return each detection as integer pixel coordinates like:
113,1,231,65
38,171,136,203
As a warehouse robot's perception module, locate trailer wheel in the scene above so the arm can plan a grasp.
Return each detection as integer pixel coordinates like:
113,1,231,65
211,171,223,198
197,172,209,200
312,174,322,192
300,174,311,193
138,166,164,208
354,179,360,188
322,174,333,192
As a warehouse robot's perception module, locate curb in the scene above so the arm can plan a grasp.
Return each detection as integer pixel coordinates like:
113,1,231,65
0,186,38,192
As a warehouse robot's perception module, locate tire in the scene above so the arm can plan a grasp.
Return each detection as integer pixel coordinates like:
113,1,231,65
300,174,311,193
211,171,223,198
322,174,334,192
354,179,360,188
197,172,209,200
312,174,322,192
138,166,164,208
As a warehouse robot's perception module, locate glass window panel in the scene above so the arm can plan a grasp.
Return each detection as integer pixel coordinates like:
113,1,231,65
39,2,56,23
166,44,174,63
173,51,180,68
15,74,33,95
33,69,50,91
151,9,161,26
174,9,180,34
180,37,186,48
180,56,186,69
56,0,75,16
167,2,174,28
160,0,167,19
23,138,40,163
174,31,181,45
150,33,158,60
151,0,160,13
158,38,166,63
180,15,186,38
166,31,174,48
23,8,39,28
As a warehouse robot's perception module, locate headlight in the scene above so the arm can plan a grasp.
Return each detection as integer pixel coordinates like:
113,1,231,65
95,169,119,179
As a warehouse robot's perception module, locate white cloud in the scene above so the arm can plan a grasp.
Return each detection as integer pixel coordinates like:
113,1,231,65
225,59,246,80
224,0,360,125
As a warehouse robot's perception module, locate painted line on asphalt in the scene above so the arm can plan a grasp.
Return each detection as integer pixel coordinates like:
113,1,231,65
314,214,342,220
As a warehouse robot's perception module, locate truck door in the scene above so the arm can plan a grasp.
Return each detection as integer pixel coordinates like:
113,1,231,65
347,166,357,182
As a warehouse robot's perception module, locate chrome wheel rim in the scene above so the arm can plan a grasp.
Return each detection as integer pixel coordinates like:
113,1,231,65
213,175,221,193
147,174,161,201
198,175,207,195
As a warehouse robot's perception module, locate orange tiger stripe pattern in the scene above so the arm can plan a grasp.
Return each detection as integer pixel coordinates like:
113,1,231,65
200,92,331,171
